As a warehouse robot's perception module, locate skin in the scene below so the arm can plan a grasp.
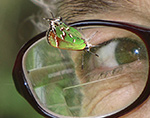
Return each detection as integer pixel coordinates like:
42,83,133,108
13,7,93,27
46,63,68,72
56,0,150,117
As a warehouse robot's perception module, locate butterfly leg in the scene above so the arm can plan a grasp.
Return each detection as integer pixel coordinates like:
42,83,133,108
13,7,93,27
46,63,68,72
81,52,85,69
84,46,99,57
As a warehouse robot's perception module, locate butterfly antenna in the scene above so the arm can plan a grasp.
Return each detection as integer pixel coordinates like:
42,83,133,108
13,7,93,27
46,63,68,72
43,10,55,21
88,31,98,42
43,17,51,21
50,11,55,19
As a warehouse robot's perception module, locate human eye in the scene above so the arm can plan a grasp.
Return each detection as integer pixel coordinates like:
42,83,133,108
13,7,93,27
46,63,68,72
73,27,148,79
74,36,148,82
88,37,147,70
71,27,149,116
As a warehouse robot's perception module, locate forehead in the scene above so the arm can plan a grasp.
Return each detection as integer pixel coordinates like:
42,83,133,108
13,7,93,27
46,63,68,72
57,0,132,21
57,0,150,24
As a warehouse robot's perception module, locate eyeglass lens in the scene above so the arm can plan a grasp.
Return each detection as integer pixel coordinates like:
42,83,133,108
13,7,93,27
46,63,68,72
22,26,149,117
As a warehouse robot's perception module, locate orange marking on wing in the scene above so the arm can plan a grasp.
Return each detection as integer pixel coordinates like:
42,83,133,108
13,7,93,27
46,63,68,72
49,31,65,47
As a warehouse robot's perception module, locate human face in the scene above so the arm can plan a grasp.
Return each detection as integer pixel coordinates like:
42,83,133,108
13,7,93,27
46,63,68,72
57,0,150,117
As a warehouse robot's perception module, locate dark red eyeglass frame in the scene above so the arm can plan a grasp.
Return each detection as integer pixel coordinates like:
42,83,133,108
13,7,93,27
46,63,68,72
13,19,150,118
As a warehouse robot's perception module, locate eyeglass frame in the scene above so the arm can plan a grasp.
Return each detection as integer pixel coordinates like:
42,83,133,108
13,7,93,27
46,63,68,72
12,19,150,118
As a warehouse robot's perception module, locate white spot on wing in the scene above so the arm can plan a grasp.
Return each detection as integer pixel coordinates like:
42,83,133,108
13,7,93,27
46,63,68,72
60,27,64,31
66,27,70,31
60,34,64,40
73,39,76,42
62,31,66,36
69,34,73,38
54,36,59,47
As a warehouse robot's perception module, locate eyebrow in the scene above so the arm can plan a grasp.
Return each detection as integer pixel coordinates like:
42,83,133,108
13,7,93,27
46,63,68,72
57,0,132,22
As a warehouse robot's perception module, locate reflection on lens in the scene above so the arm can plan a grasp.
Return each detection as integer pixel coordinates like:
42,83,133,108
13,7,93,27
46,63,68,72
23,26,149,117
23,38,83,117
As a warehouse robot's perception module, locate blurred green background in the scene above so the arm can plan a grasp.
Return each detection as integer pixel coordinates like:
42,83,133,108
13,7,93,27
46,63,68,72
0,0,43,118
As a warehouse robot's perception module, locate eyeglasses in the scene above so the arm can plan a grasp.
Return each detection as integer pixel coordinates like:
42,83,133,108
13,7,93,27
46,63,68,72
12,19,150,118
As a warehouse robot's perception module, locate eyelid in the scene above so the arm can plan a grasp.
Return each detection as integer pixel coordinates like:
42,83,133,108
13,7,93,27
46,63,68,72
82,28,141,45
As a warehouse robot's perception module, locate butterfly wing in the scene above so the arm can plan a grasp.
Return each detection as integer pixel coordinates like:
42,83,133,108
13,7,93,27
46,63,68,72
55,24,86,45
48,31,86,50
